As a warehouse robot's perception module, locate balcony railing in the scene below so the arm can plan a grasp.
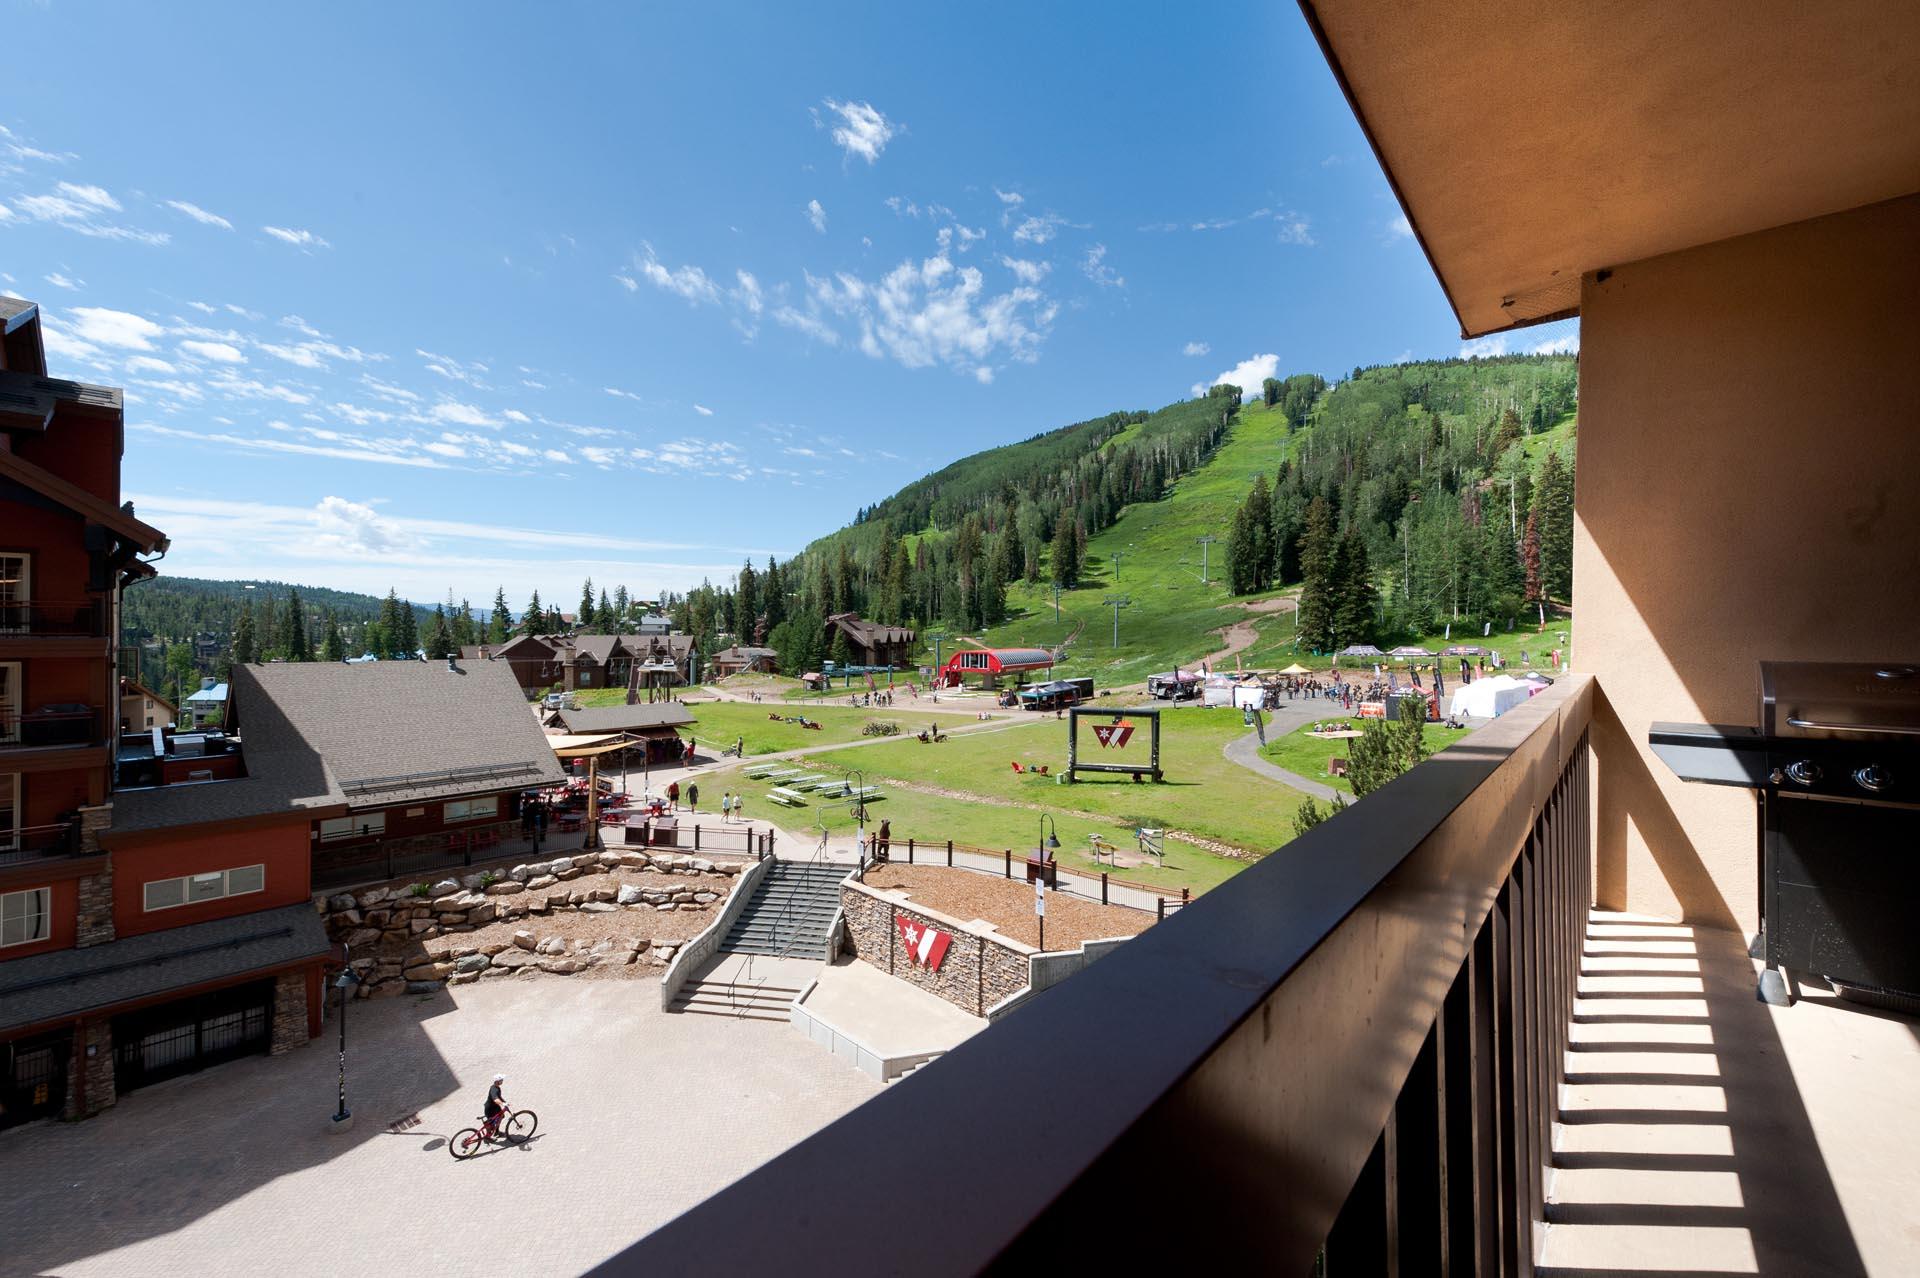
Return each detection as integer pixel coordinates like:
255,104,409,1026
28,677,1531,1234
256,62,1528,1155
0,820,84,869
600,675,1595,1274
0,598,108,639
0,704,106,750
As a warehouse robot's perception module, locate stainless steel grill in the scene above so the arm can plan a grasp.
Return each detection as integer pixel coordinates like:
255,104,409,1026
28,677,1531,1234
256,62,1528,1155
1652,661,1920,1006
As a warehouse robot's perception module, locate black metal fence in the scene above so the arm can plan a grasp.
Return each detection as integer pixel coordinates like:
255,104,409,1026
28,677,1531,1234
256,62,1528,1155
875,834,1189,918
592,676,1595,1275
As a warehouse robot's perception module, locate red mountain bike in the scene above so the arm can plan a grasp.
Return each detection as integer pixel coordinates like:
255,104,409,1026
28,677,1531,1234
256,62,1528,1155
450,1105,539,1159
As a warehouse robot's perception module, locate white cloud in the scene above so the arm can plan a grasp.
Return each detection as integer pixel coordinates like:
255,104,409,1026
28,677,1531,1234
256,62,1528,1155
1080,243,1123,288
1011,214,1063,244
632,243,720,305
1275,213,1316,246
40,322,104,366
43,272,81,291
612,273,638,291
428,400,497,428
998,256,1050,285
772,306,840,346
313,496,422,553
0,201,12,222
806,199,827,233
257,338,381,370
800,252,1054,377
1191,353,1281,400
1387,214,1414,240
1459,334,1511,358
280,314,326,338
730,270,764,337
262,225,331,250
125,355,177,375
694,404,714,416
165,199,233,230
180,339,247,364
973,366,994,385
817,99,897,165
1531,332,1580,355
56,182,118,212
70,307,165,350
993,187,1024,206
1182,341,1210,357
604,387,646,402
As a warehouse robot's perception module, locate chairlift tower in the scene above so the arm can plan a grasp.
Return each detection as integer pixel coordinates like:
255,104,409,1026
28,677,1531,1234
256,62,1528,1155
1197,535,1219,584
1102,595,1131,648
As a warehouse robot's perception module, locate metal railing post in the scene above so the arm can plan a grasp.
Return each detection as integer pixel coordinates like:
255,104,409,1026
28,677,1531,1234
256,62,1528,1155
1102,872,1108,905
694,825,701,852
1157,897,1165,922
1004,849,1011,878
908,840,915,865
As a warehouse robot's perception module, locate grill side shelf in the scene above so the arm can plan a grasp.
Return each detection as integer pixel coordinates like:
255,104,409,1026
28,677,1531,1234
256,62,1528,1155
1649,721,1771,787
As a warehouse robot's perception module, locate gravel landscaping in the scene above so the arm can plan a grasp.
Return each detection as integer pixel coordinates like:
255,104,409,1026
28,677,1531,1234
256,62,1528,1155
859,864,1154,950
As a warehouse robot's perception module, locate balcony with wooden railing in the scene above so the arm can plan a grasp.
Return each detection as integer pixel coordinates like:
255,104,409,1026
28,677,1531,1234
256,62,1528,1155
593,672,1918,1274
0,820,84,870
0,703,107,752
0,597,109,641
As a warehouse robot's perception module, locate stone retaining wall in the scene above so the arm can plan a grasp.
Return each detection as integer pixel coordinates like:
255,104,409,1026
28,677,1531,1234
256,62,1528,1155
840,880,1032,1018
315,848,746,997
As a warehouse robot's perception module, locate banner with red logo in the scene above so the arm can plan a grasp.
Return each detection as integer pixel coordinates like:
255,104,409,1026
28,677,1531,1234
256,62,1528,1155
1091,720,1135,749
896,914,953,971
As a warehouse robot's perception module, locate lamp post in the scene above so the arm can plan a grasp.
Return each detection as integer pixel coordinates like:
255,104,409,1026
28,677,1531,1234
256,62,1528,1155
848,768,868,880
1036,815,1060,952
330,944,360,1131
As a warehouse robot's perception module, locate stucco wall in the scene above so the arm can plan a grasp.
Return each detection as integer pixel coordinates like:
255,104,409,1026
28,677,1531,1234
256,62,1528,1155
1574,194,1920,934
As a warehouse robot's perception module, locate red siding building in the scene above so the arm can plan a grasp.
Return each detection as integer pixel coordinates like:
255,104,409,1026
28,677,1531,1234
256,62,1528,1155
0,297,329,1130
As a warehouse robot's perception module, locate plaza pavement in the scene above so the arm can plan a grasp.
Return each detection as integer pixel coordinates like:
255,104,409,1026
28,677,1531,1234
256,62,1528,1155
0,977,877,1277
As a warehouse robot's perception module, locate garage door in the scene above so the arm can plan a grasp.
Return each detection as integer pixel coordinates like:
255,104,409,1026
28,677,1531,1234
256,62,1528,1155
113,980,272,1094
1,1031,71,1130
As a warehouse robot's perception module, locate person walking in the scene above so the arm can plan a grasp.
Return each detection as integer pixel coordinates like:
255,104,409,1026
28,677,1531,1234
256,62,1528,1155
666,779,680,812
733,793,745,829
720,791,733,823
686,781,700,813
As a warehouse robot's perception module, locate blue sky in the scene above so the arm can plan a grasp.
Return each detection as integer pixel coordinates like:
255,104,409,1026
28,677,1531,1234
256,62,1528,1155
0,2,1576,609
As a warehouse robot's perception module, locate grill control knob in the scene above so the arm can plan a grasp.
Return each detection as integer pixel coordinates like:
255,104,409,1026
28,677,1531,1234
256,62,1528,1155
1785,760,1821,787
1854,764,1890,794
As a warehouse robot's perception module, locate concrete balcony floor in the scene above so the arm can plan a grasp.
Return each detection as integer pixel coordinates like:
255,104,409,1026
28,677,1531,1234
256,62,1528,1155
1540,912,1920,1276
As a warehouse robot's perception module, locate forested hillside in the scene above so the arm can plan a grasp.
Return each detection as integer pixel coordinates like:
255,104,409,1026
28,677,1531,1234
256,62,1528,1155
669,353,1576,681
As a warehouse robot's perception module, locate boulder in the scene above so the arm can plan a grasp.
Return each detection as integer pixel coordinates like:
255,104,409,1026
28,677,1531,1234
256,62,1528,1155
538,957,585,975
491,949,536,969
537,936,566,955
450,944,478,959
589,888,616,903
590,939,614,957
619,852,650,868
357,887,391,907
512,930,536,951
404,980,443,994
526,874,557,891
327,894,359,913
616,885,644,905
690,858,715,873
454,953,490,973
527,898,551,915
344,927,382,948
629,937,650,952
485,880,526,896
481,941,513,957
332,907,363,927
510,864,534,883
556,868,581,882
570,853,599,869
431,878,462,897
597,851,624,867
655,903,678,912
693,892,718,904
402,961,451,981
409,919,438,936
431,895,467,914
480,965,512,979
449,971,480,986
461,873,488,891
580,901,617,913
501,901,529,919
364,910,392,929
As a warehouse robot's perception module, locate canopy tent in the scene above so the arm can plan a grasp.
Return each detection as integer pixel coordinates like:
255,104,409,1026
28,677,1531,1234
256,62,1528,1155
1277,663,1312,676
1443,645,1487,657
1447,675,1532,721
1338,644,1385,657
1390,646,1435,658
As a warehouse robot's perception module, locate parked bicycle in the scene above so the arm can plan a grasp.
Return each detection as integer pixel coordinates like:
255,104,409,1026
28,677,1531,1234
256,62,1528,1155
449,1105,539,1159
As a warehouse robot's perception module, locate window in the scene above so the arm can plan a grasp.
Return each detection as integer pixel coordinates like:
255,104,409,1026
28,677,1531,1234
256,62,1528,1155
318,812,385,842
142,865,265,912
0,662,18,745
0,773,16,852
444,796,498,823
0,553,27,635
2,887,50,946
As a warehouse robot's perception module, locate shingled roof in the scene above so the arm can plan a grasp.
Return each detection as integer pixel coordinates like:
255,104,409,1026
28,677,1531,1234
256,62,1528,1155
0,902,330,1033
109,659,565,837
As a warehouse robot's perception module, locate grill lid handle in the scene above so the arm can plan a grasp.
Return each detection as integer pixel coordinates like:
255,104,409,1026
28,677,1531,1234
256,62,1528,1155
1784,716,1920,737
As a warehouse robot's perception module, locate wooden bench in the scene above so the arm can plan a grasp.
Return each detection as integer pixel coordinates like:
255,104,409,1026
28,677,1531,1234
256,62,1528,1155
1088,834,1119,865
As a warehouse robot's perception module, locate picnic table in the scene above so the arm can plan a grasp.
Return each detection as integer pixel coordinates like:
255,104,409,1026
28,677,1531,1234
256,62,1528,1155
768,787,809,808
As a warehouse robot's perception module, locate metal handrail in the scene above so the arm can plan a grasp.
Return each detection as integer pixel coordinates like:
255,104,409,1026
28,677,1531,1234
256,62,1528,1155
0,598,108,637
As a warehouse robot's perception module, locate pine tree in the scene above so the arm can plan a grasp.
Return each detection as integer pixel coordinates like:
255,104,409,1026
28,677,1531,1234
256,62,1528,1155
488,587,512,643
424,605,454,660
451,599,477,649
1520,508,1543,605
596,588,614,632
578,578,595,629
393,592,419,658
1226,499,1257,595
1049,513,1080,589
1331,528,1377,650
231,602,256,665
1296,496,1337,651
321,609,346,661
280,590,311,661
1533,452,1575,602
522,590,544,636
1248,474,1276,590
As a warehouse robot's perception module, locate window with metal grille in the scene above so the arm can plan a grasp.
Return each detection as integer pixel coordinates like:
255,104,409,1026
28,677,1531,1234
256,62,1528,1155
1,886,49,945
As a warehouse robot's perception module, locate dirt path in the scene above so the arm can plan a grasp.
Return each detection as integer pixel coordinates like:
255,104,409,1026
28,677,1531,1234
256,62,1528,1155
1197,618,1261,669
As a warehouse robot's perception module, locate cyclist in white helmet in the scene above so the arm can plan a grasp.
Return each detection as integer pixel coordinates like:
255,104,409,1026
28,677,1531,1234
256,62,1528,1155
484,1073,507,1128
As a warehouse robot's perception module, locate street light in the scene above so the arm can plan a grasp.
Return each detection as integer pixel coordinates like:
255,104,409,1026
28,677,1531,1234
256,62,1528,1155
1036,815,1060,952
330,944,360,1132
848,768,869,879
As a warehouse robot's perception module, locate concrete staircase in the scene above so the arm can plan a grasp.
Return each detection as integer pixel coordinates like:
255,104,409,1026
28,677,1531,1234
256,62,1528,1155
719,860,849,959
669,974,803,1021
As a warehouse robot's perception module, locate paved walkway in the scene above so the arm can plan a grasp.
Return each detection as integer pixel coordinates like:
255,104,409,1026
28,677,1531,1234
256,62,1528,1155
0,979,877,1277
801,957,986,1058
1217,697,1344,801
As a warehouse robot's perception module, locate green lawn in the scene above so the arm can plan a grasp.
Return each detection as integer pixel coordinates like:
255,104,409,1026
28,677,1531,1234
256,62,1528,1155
665,699,998,756
1259,718,1475,795
711,707,1304,894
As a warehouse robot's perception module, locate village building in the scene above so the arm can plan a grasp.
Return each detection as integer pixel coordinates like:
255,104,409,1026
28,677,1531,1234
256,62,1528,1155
461,631,697,698
0,296,327,1131
117,677,176,732
181,677,227,728
554,702,697,764
707,645,778,677
823,613,915,669
935,645,1054,689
